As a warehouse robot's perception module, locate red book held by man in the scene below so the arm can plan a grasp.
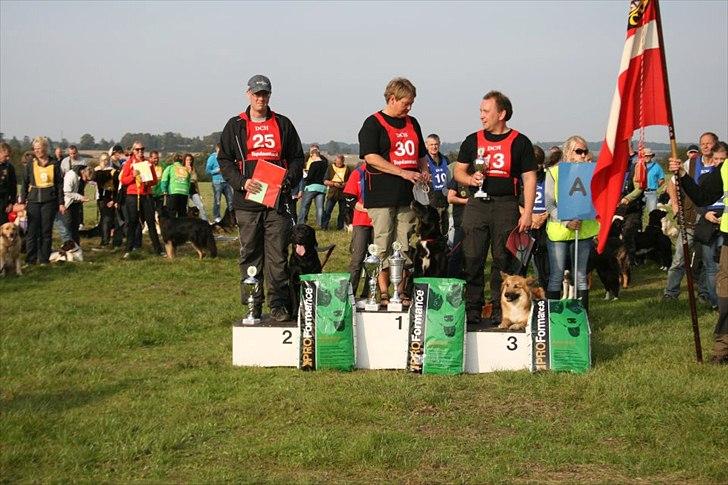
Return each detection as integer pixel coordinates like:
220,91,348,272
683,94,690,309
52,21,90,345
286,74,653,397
244,159,287,208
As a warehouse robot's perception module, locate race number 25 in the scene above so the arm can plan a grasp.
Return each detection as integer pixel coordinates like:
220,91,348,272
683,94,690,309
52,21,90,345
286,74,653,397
252,134,276,149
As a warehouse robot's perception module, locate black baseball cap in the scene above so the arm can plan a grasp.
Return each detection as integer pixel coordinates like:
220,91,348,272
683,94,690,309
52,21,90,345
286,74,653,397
687,144,699,153
108,144,124,156
247,75,272,93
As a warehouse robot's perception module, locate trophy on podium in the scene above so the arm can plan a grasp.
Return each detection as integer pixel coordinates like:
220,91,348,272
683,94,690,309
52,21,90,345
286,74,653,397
387,241,405,312
473,150,490,200
363,244,382,311
242,266,261,325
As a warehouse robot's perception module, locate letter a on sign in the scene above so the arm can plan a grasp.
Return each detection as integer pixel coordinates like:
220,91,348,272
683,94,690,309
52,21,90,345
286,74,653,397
558,162,596,220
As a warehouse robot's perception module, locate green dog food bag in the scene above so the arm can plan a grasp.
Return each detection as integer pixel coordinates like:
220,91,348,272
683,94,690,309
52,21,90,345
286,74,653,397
407,278,466,375
529,298,591,374
299,273,355,371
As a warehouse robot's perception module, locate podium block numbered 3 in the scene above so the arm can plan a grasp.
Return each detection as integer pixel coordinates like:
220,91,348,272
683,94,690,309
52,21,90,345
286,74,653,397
465,326,530,373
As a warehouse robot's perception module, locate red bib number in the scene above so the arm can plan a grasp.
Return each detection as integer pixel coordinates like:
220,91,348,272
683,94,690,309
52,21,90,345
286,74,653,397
373,112,419,170
240,111,282,161
476,129,519,178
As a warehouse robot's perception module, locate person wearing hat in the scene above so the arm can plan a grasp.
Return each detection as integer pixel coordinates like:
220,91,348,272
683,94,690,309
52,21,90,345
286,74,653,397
620,147,665,218
217,74,304,323
663,133,718,303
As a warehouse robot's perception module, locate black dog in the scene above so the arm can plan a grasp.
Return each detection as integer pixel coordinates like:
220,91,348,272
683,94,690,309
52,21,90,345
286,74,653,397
158,206,217,259
589,214,631,299
634,209,672,269
289,224,325,319
411,200,448,278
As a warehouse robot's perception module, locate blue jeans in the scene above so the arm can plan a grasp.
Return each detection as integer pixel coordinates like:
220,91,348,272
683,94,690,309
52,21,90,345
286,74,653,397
321,197,346,230
700,234,722,307
644,191,658,214
297,190,324,226
54,210,72,243
212,181,233,221
547,237,593,292
664,228,709,298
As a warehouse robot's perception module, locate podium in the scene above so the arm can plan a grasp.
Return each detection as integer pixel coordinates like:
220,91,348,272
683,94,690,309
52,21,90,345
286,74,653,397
465,323,530,373
354,309,409,369
232,318,298,367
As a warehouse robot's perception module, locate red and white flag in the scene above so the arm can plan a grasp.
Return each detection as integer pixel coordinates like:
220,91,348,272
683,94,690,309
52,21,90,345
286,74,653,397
591,0,671,252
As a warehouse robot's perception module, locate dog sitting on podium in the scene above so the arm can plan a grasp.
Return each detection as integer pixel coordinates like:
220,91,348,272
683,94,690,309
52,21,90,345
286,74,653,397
499,272,545,331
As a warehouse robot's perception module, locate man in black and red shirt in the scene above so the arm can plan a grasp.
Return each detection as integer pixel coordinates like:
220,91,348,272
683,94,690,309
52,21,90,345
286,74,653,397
453,91,537,326
217,75,304,322
357,77,430,305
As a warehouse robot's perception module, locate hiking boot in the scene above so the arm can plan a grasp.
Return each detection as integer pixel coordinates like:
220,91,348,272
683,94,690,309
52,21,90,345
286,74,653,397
271,307,290,322
662,294,678,301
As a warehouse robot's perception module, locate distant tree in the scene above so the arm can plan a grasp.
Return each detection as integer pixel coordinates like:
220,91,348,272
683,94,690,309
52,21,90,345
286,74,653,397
60,138,69,149
79,133,96,149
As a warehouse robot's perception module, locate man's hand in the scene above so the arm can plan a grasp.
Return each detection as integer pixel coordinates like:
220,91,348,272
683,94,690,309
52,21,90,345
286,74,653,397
106,201,114,208
58,204,66,215
400,170,421,183
668,158,685,176
517,212,532,232
620,197,629,205
531,212,548,229
419,170,431,185
469,172,484,187
81,196,89,203
705,211,721,224
244,178,263,194
566,220,582,230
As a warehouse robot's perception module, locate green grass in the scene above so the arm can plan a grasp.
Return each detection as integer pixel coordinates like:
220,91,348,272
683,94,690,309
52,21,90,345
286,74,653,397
1,183,726,482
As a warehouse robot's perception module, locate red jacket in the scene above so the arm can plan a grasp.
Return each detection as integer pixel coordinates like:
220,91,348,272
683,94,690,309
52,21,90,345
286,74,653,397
120,156,158,196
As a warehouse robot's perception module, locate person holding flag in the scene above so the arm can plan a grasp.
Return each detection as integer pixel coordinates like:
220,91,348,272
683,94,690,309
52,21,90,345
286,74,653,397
544,136,599,310
668,140,728,365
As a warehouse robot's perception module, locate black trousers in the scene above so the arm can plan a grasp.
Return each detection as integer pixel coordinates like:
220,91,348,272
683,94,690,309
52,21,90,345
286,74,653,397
348,225,373,297
26,201,56,264
112,196,127,248
168,194,188,218
236,208,293,311
125,195,162,253
461,197,519,315
98,199,115,245
63,203,83,244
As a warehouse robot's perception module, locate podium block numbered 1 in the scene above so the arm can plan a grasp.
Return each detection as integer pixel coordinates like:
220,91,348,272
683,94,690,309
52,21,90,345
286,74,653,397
355,310,409,369
465,328,530,373
232,321,299,367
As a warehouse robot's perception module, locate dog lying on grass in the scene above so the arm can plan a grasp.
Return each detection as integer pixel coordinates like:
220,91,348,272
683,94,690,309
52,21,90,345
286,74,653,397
498,272,545,331
49,240,84,263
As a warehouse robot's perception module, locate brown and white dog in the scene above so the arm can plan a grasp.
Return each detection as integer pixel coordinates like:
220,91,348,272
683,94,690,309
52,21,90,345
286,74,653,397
0,222,23,276
498,272,545,331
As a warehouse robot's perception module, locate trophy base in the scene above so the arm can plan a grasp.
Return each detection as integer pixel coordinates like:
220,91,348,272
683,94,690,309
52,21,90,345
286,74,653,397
474,192,490,200
387,302,404,312
241,317,261,325
364,302,381,312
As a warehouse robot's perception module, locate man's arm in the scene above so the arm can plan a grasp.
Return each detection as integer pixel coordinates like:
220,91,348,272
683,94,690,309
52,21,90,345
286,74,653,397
453,161,480,187
518,170,536,232
218,120,245,192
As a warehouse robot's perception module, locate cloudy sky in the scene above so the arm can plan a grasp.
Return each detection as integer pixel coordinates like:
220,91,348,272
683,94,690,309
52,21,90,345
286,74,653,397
1,0,726,146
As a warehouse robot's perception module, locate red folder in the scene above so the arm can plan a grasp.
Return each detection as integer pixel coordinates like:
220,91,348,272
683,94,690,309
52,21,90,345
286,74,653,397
244,159,287,208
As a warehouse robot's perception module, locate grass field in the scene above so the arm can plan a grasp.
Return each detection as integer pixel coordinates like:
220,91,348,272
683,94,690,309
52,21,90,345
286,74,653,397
1,183,726,482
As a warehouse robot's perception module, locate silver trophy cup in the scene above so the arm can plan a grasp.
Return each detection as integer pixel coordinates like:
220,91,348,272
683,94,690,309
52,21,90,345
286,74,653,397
473,156,490,200
387,241,405,312
362,244,382,311
242,266,261,325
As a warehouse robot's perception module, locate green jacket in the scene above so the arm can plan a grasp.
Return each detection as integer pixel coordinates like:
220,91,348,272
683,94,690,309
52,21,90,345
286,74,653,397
161,163,191,195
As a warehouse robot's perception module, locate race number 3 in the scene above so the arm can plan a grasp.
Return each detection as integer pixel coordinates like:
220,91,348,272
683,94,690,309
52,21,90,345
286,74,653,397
394,140,415,157
252,134,276,149
484,153,505,170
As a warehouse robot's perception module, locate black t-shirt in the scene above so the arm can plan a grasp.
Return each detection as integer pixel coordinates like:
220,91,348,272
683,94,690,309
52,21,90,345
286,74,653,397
447,177,469,228
457,129,536,197
358,111,426,208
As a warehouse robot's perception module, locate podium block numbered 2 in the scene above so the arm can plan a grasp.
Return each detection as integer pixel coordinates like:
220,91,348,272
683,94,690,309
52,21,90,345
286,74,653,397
232,321,299,367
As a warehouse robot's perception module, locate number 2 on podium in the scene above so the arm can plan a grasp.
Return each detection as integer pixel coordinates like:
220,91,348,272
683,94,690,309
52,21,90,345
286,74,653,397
282,330,292,344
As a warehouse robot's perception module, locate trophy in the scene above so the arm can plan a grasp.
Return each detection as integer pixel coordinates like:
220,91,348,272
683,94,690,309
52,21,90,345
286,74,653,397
242,266,261,325
387,241,405,312
362,244,382,311
473,152,490,200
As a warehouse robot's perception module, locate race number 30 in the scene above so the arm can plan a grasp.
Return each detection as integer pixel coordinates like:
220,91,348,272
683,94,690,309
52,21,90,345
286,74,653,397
394,140,415,157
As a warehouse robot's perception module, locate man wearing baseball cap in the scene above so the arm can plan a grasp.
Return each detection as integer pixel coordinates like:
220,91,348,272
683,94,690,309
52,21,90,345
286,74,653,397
217,74,304,322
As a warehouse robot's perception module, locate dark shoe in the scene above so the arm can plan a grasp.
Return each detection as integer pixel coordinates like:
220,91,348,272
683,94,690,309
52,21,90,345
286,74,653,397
709,354,728,365
466,311,481,327
271,307,290,322
662,294,678,301
577,290,589,313
546,290,561,300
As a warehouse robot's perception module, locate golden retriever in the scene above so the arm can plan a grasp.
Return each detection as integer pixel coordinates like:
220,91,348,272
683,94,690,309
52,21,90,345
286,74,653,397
499,272,544,331
0,222,22,276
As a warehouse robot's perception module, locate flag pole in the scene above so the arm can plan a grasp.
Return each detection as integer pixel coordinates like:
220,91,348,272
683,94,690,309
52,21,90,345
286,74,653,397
653,0,702,363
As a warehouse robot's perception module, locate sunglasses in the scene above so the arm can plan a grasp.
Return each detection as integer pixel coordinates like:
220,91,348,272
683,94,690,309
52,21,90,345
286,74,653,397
133,147,145,151
574,148,589,156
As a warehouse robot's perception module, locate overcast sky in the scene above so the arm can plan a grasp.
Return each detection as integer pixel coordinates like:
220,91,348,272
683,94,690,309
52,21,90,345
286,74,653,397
1,0,726,146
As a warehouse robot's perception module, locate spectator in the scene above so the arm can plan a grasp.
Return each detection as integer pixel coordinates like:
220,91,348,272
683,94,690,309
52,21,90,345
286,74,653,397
297,144,328,226
161,153,191,218
119,141,163,258
53,146,64,164
357,77,429,307
188,156,209,221
94,153,118,247
526,145,549,288
619,146,644,265
0,142,17,225
544,135,599,311
343,162,373,298
321,154,351,230
446,162,469,278
206,143,234,223
108,145,127,249
424,133,451,236
621,147,665,217
63,166,93,244
60,145,87,174
20,136,65,265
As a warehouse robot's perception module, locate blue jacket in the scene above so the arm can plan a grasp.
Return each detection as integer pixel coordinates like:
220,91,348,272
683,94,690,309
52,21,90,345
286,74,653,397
206,152,224,184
